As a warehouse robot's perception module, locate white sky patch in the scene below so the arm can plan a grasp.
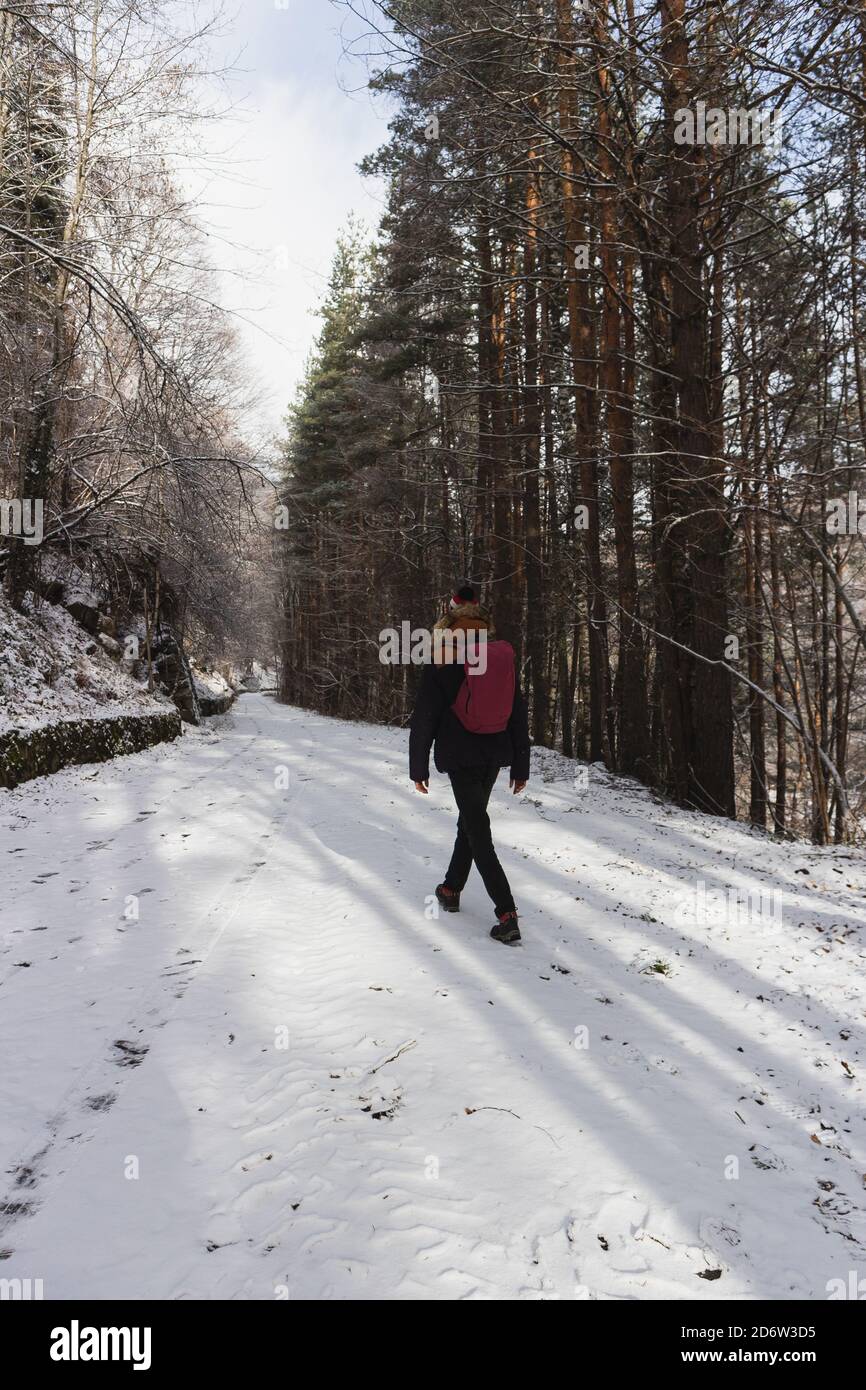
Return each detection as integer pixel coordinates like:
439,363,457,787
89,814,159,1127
185,1,392,448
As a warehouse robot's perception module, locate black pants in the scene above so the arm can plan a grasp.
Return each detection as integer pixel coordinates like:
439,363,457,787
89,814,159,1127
444,763,516,917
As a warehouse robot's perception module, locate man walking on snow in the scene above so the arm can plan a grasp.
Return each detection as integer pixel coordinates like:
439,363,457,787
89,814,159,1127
409,586,530,945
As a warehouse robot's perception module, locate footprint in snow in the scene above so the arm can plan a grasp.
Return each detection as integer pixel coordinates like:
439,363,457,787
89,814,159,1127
83,1093,117,1112
699,1214,742,1252
749,1144,785,1171
112,1040,149,1068
0,1199,37,1221
358,1087,403,1120
568,1194,651,1275
602,1043,677,1074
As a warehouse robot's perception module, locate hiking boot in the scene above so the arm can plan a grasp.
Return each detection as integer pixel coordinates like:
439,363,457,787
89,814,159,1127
435,883,460,913
491,910,521,945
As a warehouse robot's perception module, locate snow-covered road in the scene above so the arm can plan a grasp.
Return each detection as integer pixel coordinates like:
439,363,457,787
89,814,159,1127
1,694,864,1300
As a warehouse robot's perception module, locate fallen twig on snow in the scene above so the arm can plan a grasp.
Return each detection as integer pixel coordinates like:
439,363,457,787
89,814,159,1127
369,1040,417,1075
465,1106,562,1149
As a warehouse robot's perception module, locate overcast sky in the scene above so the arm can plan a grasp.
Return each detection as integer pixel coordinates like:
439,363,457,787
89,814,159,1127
191,1,393,449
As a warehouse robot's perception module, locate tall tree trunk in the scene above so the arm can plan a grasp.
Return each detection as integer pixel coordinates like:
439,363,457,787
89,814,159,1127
523,144,549,744
595,12,647,774
554,0,610,764
659,0,734,816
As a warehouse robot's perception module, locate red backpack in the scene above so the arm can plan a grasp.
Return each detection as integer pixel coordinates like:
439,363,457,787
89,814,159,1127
451,639,515,734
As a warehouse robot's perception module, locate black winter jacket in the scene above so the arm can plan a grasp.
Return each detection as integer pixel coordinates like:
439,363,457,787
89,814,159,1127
409,660,531,783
